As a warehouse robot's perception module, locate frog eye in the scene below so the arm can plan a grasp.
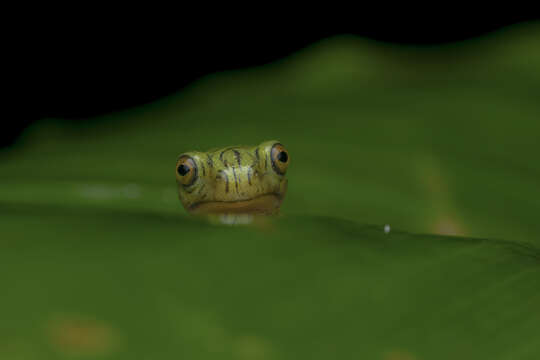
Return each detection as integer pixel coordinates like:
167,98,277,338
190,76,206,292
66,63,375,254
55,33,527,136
176,156,198,186
270,143,289,175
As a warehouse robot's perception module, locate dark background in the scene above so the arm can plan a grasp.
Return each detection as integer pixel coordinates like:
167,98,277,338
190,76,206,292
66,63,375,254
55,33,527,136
6,14,533,148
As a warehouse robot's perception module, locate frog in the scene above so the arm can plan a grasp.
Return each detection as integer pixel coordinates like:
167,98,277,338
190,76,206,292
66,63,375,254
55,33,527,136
175,140,289,218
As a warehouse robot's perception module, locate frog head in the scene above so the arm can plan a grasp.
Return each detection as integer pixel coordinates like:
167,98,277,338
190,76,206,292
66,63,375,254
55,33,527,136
176,140,289,215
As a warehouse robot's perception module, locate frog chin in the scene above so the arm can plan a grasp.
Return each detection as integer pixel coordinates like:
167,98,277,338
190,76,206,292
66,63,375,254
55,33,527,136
188,193,284,215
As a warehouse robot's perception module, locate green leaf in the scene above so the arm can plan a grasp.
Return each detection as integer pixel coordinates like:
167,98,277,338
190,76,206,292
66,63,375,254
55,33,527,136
1,23,540,359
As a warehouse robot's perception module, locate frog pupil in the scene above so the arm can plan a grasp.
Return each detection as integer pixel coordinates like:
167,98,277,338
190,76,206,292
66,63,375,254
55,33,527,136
178,164,190,176
277,151,288,163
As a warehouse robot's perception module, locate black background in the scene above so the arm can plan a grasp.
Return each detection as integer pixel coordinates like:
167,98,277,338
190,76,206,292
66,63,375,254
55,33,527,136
5,14,535,148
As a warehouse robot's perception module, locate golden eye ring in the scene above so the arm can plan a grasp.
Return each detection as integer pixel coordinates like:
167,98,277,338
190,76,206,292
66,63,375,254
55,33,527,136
270,143,289,175
176,155,198,186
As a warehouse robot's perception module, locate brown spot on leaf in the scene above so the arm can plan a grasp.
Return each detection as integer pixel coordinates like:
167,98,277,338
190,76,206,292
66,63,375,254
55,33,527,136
235,335,273,360
433,215,465,236
46,314,119,356
415,155,467,237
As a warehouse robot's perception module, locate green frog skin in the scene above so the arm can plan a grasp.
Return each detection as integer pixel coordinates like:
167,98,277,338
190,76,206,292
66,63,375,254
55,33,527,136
176,140,289,216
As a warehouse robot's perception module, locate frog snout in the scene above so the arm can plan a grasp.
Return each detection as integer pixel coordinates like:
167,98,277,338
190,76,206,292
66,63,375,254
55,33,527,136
214,165,263,200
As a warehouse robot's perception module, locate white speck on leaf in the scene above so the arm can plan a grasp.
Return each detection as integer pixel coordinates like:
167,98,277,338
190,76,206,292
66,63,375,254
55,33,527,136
384,224,391,234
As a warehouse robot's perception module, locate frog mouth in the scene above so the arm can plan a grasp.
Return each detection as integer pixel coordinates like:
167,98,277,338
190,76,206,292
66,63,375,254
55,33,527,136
189,193,283,215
